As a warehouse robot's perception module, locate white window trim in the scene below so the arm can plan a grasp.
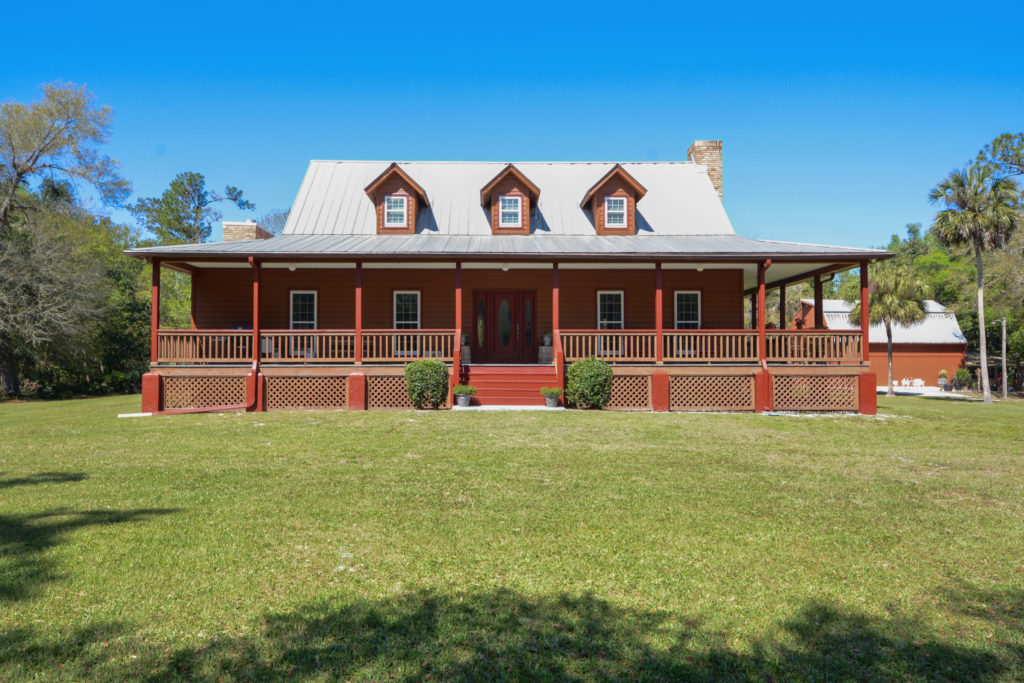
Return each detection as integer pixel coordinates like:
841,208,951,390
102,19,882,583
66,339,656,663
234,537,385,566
674,290,701,329
384,194,408,228
603,195,628,229
498,195,523,228
289,290,318,330
597,290,625,329
393,290,421,329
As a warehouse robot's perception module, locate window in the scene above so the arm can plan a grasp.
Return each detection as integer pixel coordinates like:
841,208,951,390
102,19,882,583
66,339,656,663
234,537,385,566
393,291,421,329
604,196,627,228
384,195,408,228
499,195,522,227
675,291,701,329
290,291,317,330
597,291,624,330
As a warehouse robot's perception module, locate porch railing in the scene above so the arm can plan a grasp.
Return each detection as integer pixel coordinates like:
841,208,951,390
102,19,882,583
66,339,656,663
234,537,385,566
261,330,356,363
362,329,455,362
561,330,657,362
156,330,253,364
765,330,862,363
663,330,758,362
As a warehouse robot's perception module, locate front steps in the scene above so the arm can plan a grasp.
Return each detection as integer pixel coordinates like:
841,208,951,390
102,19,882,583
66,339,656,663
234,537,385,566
462,365,559,406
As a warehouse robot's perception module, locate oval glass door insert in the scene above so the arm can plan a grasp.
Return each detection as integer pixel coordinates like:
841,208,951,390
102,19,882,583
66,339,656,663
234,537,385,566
498,300,512,347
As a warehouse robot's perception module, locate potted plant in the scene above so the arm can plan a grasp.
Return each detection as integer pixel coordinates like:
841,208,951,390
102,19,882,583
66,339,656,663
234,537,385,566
460,333,468,347
937,369,948,389
453,384,477,407
540,386,562,407
541,331,553,346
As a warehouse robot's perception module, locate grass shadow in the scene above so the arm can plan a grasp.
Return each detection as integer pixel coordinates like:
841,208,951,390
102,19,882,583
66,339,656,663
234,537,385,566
0,508,179,602
0,472,87,489
4,589,1007,681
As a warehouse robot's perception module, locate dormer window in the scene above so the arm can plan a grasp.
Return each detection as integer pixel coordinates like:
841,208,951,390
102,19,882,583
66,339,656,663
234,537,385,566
604,197,627,228
480,164,541,235
364,163,429,234
499,195,522,228
581,164,648,235
384,195,408,228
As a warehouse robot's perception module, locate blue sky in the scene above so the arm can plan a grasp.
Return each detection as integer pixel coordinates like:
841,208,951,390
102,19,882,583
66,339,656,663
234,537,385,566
3,1,1021,245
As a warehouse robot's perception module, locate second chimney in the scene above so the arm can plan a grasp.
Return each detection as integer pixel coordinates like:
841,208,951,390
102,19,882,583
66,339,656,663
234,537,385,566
687,140,723,201
222,219,272,242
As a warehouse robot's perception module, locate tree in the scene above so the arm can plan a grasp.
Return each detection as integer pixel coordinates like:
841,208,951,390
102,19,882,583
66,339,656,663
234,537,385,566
976,133,1024,178
257,208,289,235
929,166,1022,403
0,208,107,395
0,83,131,243
847,262,927,397
130,171,254,244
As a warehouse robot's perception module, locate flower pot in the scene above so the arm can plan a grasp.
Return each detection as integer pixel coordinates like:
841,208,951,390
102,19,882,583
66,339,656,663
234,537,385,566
544,395,559,408
456,394,472,407
542,335,553,347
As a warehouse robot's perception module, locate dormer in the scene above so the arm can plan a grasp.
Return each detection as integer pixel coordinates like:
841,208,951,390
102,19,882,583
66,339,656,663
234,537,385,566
364,163,429,234
581,164,648,235
480,164,541,236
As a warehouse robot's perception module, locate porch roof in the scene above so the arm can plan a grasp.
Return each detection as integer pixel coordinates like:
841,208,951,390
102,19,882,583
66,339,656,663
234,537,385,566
126,232,886,261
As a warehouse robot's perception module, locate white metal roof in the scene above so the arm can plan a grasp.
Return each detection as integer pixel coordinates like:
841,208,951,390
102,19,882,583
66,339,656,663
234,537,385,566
810,299,967,345
283,160,735,237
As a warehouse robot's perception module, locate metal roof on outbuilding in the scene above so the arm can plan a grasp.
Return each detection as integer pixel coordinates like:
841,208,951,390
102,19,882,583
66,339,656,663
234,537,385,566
811,299,968,345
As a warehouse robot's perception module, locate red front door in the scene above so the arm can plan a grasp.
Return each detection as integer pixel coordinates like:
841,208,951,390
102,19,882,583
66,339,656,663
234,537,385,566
473,291,536,363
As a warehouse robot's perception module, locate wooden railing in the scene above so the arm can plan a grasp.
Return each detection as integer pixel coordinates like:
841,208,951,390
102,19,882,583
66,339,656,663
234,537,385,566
361,329,455,362
156,330,253,364
663,330,758,362
261,330,356,363
766,330,862,363
561,330,657,362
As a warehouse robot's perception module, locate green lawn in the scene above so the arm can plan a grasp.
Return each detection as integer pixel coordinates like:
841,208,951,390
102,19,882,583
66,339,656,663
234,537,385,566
1,396,1022,681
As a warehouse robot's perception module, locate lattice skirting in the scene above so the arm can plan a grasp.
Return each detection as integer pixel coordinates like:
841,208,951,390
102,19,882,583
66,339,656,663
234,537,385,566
669,375,755,411
266,376,347,410
773,375,858,411
607,375,651,410
162,375,246,410
367,375,414,409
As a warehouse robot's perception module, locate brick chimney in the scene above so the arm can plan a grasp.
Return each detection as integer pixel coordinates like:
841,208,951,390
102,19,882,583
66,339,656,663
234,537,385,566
222,219,272,242
687,140,723,201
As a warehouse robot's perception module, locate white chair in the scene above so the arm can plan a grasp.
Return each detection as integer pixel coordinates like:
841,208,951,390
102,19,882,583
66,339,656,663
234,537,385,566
912,378,925,388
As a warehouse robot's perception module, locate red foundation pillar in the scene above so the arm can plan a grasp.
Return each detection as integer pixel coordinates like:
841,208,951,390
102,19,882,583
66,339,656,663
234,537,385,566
348,373,367,410
651,371,669,412
859,371,877,415
141,372,161,413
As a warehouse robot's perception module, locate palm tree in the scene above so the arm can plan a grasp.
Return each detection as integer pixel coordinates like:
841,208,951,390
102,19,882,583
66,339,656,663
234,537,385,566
929,166,1021,403
848,262,927,397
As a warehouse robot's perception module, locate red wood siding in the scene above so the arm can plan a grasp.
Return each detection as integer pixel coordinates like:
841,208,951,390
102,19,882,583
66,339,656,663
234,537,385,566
868,343,966,384
190,266,744,332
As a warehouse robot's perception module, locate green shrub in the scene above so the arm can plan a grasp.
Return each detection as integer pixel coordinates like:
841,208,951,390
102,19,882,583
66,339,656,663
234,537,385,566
565,357,613,409
404,360,449,409
938,369,948,378
540,386,563,397
955,368,971,385
453,384,477,396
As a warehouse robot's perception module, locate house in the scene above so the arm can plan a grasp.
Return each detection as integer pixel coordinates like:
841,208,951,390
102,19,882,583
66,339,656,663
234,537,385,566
792,299,967,386
126,140,890,413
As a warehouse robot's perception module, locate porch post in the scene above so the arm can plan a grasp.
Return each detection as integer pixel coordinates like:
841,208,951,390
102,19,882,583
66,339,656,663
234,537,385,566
249,257,261,364
778,285,786,329
813,274,824,329
553,262,563,391
860,261,870,362
451,261,462,406
655,262,664,364
354,261,363,365
757,261,767,362
150,259,160,364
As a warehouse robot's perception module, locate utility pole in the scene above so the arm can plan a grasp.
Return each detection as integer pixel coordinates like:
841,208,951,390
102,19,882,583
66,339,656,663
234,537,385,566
1001,317,1008,400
